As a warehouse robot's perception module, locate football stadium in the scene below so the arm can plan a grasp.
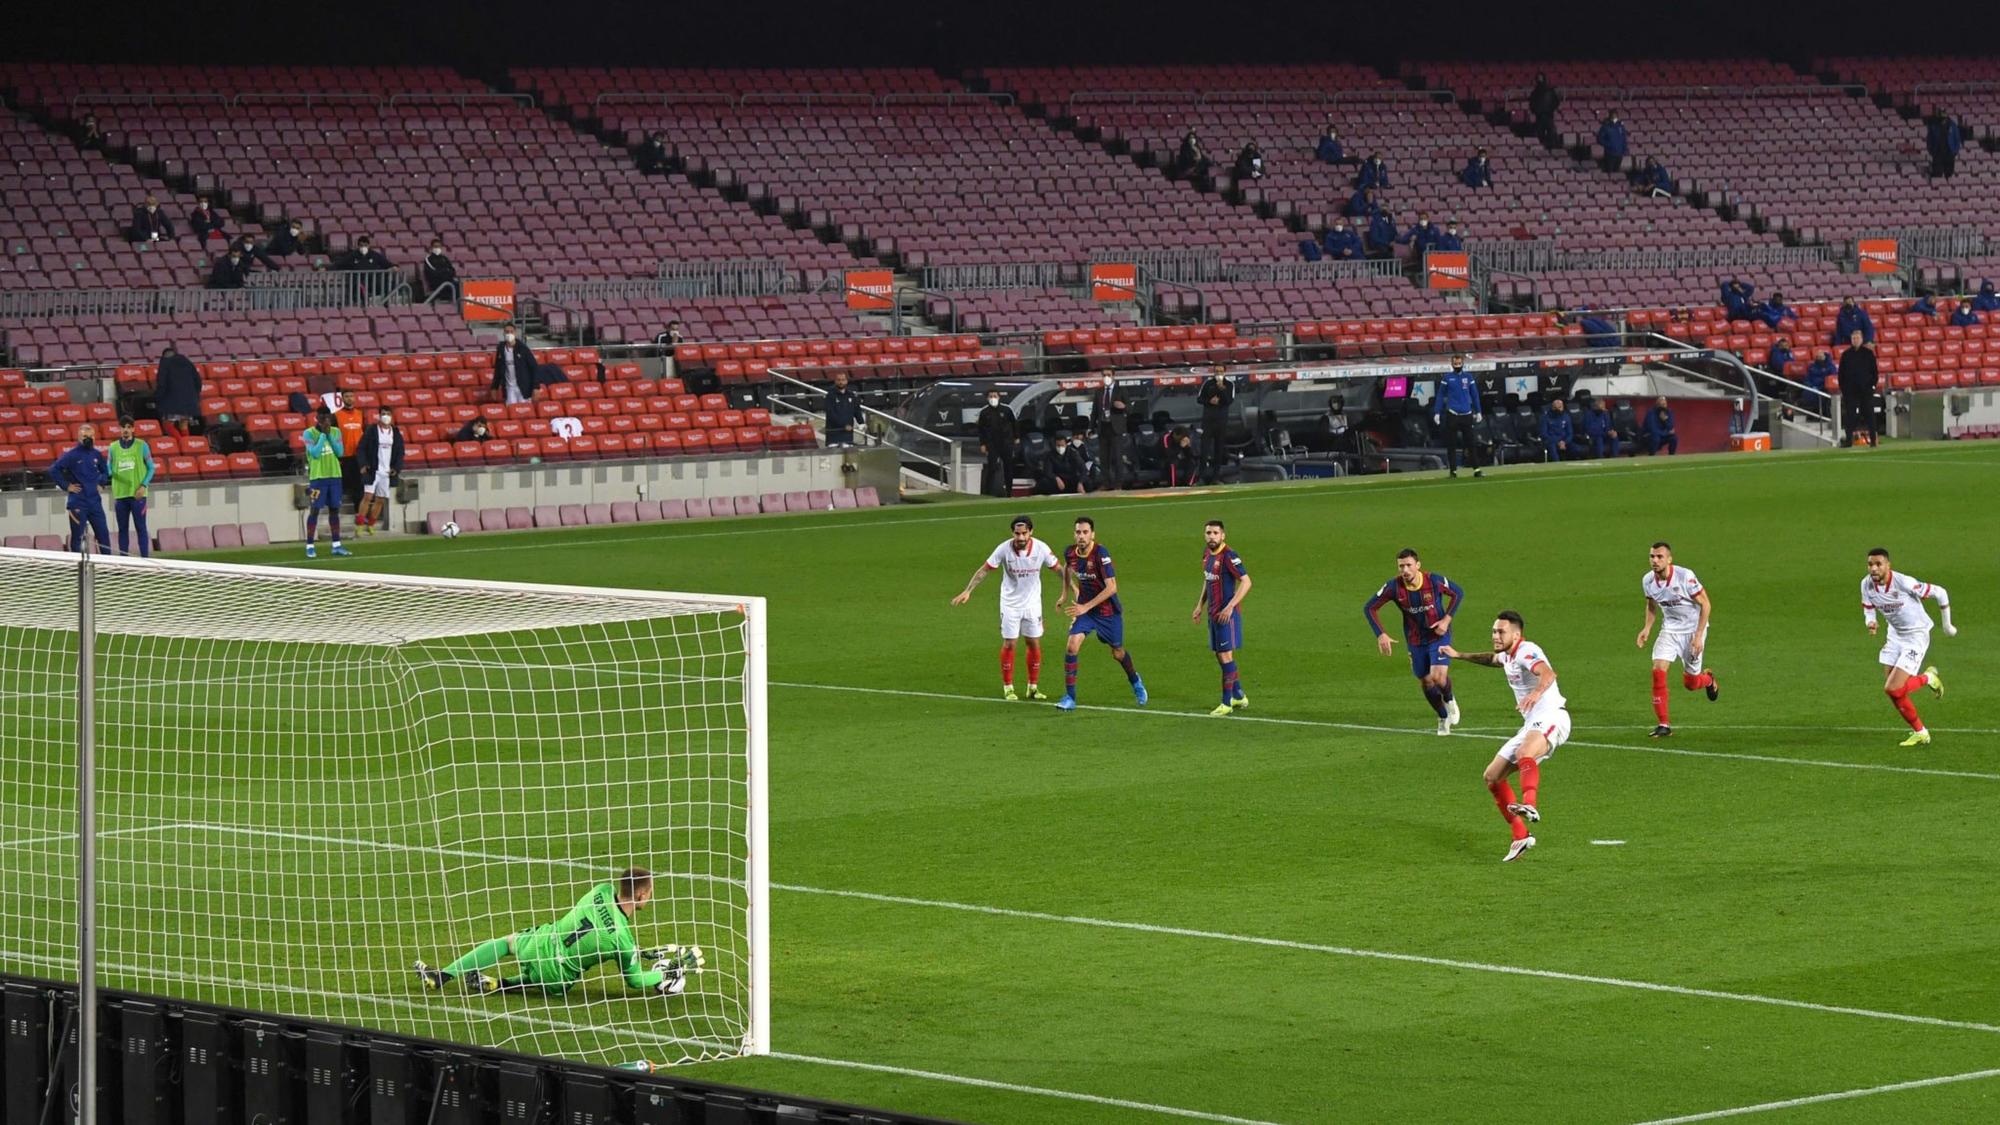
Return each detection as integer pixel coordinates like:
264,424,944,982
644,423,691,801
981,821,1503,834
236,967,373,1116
2,3,1998,1123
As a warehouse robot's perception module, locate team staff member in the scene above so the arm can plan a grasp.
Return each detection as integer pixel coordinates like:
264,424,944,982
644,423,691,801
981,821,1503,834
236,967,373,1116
107,415,156,556
1432,354,1484,478
48,423,112,554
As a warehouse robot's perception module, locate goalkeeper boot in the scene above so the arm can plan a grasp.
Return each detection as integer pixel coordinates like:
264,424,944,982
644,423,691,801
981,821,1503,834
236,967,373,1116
1900,728,1932,748
1024,684,1047,701
331,544,353,557
413,961,450,991
1131,678,1149,707
1923,666,1944,699
1003,684,1018,702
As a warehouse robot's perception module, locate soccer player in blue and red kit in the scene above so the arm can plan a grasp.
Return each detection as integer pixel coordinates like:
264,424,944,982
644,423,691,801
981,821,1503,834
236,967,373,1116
1192,519,1252,716
1057,516,1147,710
1364,548,1465,735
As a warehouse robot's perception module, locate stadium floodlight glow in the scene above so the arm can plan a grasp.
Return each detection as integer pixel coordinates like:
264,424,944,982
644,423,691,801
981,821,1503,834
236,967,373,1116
0,545,770,1092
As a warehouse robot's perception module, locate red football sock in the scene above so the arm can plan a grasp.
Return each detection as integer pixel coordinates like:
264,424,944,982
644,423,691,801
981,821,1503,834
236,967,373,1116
1489,780,1528,840
1905,673,1928,693
1026,647,1042,685
1887,683,1923,731
999,646,1015,687
1682,671,1712,691
1516,759,1540,807
1651,667,1670,724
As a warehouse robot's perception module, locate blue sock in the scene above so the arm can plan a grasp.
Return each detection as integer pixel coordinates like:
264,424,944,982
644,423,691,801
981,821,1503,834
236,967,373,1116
1063,653,1078,698
1223,665,1242,701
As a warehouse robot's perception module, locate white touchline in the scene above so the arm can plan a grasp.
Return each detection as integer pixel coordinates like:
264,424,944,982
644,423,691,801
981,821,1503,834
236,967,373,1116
773,682,2000,782
1628,1066,2000,1124
1590,840,1627,845
76,822,2000,1041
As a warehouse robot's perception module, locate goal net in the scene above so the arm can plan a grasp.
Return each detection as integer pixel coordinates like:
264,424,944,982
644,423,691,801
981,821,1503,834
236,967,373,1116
0,546,769,1067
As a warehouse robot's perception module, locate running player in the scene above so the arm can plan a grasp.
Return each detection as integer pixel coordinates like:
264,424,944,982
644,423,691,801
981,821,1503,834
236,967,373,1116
1636,541,1719,737
414,868,703,996
952,515,1062,700
1364,548,1464,734
1861,547,1953,746
1443,611,1569,863
1191,519,1251,716
1057,516,1146,711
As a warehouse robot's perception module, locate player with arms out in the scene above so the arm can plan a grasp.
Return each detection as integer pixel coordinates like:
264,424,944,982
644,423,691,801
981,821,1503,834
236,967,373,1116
952,515,1062,700
1443,611,1569,863
1057,516,1147,711
1636,541,1719,737
1861,547,1953,747
1191,519,1252,716
415,867,704,997
1364,548,1464,735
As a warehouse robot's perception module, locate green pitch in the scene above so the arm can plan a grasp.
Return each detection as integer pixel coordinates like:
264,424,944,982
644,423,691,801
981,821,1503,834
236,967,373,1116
17,442,2000,1124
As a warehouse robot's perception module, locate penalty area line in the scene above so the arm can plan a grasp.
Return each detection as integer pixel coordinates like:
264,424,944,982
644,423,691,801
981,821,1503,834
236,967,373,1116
1628,1066,2000,1124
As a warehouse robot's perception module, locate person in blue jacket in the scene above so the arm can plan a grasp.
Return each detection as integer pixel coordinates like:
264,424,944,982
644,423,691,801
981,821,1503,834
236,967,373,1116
1766,337,1794,380
1297,238,1322,261
1577,310,1619,347
1322,218,1364,261
1399,212,1440,255
1596,111,1629,170
1926,108,1962,179
1345,185,1381,219
1643,397,1679,455
48,423,112,554
1971,280,2000,312
1754,292,1799,331
1365,210,1398,259
1635,157,1672,197
1539,398,1574,461
1834,296,1875,344
1433,220,1465,252
1315,127,1346,164
1949,303,1981,327
1722,279,1756,321
1460,149,1493,189
1581,399,1619,457
1805,351,1837,396
1357,154,1390,190
1906,294,1939,319
1432,353,1485,478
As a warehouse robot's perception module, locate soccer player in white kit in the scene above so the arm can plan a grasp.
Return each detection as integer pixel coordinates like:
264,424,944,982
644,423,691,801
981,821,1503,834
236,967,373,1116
952,515,1062,701
1636,541,1719,738
1861,547,1953,746
1444,611,1570,863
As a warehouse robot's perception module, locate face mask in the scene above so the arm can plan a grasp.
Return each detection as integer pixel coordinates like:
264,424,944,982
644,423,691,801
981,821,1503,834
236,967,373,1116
505,334,516,343
987,397,1000,407
79,436,94,448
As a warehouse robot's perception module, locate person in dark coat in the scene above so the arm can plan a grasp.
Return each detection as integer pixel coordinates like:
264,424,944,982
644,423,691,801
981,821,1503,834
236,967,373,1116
1539,397,1574,461
265,219,309,260
154,345,202,436
822,372,864,447
1836,330,1879,445
233,230,278,271
491,326,538,404
1527,74,1561,143
1315,127,1347,164
206,246,251,290
1596,112,1629,172
1092,372,1128,491
1197,372,1234,482
1972,280,2000,313
1345,185,1382,220
1805,351,1837,398
1365,210,1398,259
1321,217,1364,261
975,388,1017,497
1356,154,1390,191
1906,294,1939,319
188,195,228,242
78,112,106,151
1950,303,1981,327
1581,400,1619,458
1460,148,1493,189
1721,279,1756,322
1165,427,1199,487
454,416,493,443
339,235,391,272
1834,296,1875,345
1173,128,1210,180
1642,397,1679,455
1766,337,1794,380
1635,157,1672,197
1925,108,1962,179
419,238,458,301
1433,219,1465,252
1753,291,1799,331
636,131,669,174
1039,432,1088,495
1232,141,1264,181
129,195,174,243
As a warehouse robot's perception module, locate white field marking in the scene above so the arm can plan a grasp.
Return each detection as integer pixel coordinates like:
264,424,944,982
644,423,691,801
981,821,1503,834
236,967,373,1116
2,943,1284,1125
1455,721,2000,736
265,449,1864,565
112,822,2000,1040
772,682,2000,782
1864,456,2000,469
1628,1067,2000,1124
1591,840,1628,846
0,821,202,852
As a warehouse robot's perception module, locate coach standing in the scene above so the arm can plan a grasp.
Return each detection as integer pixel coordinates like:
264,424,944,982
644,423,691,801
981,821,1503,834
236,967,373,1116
1837,329,1879,446
822,371,863,447
1197,372,1233,483
1433,353,1484,479
1093,372,1128,491
49,423,112,554
975,389,1017,497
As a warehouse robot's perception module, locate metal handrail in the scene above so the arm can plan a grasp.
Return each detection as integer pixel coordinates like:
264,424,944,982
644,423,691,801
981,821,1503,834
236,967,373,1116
765,369,959,480
739,92,875,108
232,92,385,108
69,92,230,112
593,91,741,109
1496,83,1867,103
387,91,536,108
878,92,1015,107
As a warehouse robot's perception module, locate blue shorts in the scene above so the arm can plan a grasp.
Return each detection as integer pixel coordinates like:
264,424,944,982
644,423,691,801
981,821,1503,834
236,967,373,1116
307,478,342,510
1207,611,1242,653
1409,637,1452,678
1069,612,1125,647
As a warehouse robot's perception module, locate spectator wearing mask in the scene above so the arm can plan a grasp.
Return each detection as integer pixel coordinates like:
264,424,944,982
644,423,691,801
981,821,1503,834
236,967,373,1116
636,131,668,174
1232,141,1264,181
1093,372,1128,491
1365,209,1398,259
1595,112,1629,172
1539,397,1574,462
48,424,112,554
1950,303,1981,328
1197,372,1234,482
1399,212,1439,256
1357,153,1390,191
1039,432,1088,496
78,112,106,150
154,344,202,436
1635,157,1672,198
1173,128,1210,180
1315,127,1347,164
1766,337,1794,379
1754,292,1799,331
129,194,174,243
1834,296,1875,345
1433,220,1465,252
206,245,251,290
491,326,538,404
1972,281,2000,312
340,235,391,272
822,371,863,447
1642,397,1679,456
976,389,1017,497
1836,330,1879,445
1460,148,1493,189
233,230,278,271
1805,351,1837,397
454,415,493,442
1926,108,1962,179
1166,427,1199,487
265,219,309,260
1527,74,1561,143
1322,218,1364,261
1582,400,1619,458
420,238,458,302
1345,184,1381,219
1721,279,1756,322
1906,294,1939,319
188,195,228,242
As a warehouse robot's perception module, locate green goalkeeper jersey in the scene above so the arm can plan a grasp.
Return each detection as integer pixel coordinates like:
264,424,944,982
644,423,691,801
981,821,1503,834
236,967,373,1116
513,881,663,991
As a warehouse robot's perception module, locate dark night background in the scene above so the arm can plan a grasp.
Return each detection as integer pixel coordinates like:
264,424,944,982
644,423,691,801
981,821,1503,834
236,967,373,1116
14,0,1999,71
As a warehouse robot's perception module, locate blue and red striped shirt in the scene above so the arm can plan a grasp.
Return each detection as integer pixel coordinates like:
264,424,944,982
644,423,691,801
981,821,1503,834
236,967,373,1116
1066,543,1122,617
1364,572,1463,646
1202,545,1247,615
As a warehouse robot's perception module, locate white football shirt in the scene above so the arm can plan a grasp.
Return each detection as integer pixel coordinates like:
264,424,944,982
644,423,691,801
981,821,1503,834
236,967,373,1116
1641,565,1705,632
1501,639,1567,722
1862,571,1938,636
985,537,1061,614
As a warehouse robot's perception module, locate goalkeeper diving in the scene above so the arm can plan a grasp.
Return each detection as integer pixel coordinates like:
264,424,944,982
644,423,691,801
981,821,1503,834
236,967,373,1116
414,867,703,997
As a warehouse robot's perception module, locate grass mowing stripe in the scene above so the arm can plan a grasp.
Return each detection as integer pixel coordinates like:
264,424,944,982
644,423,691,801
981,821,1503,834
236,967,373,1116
97,823,2000,1040
1628,1067,2000,1124
772,682,2000,782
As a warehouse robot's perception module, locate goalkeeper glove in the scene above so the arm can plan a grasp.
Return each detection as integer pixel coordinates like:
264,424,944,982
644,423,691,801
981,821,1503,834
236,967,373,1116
649,944,706,996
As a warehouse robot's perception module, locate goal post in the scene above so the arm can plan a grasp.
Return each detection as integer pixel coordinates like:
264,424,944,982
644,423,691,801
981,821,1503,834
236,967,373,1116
0,545,771,1072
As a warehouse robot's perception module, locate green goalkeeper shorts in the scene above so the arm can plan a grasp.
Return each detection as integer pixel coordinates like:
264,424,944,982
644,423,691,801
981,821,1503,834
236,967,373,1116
510,928,583,991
